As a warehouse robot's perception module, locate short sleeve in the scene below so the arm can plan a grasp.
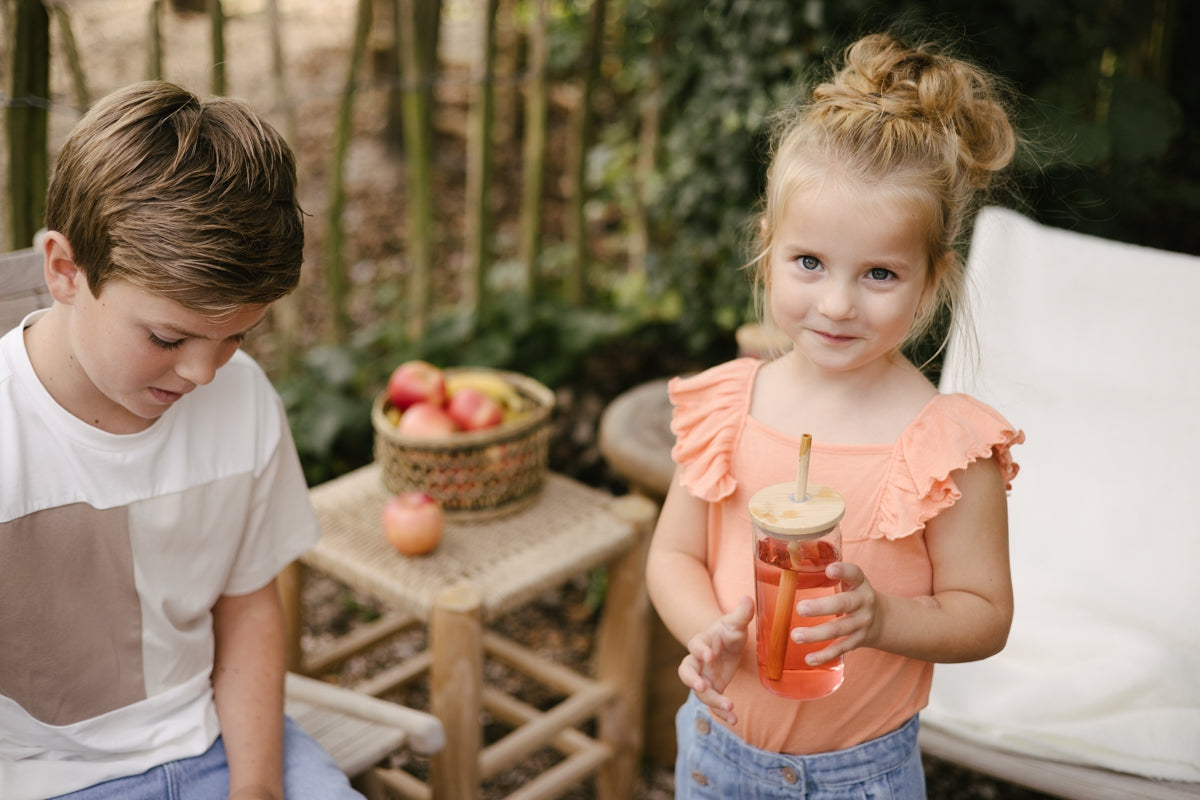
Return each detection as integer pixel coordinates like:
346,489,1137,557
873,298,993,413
876,393,1025,540
224,390,321,595
668,358,759,503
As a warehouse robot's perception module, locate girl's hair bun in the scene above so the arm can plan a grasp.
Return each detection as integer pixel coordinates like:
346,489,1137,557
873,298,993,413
814,33,1016,191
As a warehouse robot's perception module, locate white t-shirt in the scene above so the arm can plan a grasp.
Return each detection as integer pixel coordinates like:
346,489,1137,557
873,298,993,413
0,311,320,799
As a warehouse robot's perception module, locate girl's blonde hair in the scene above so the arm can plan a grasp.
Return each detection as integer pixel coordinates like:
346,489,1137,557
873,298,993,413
750,32,1018,354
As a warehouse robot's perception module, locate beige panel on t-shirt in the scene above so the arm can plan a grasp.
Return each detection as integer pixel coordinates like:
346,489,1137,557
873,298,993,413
0,502,145,725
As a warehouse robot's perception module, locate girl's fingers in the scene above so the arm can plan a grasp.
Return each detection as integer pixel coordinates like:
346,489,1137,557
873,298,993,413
803,632,864,666
693,686,736,725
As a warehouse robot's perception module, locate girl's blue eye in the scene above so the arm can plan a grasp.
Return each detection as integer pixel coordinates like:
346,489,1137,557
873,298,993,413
799,255,821,270
149,333,183,350
867,267,894,281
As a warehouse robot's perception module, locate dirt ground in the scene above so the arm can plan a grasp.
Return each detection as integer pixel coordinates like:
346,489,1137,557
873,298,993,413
10,1,1059,796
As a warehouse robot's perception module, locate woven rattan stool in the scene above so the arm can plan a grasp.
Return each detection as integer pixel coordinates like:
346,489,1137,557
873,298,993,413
285,463,656,800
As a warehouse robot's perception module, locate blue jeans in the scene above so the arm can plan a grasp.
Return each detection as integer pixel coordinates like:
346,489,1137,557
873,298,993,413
52,716,364,800
674,692,926,799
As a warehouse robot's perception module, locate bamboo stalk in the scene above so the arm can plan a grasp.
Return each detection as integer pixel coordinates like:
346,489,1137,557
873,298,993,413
563,0,606,306
323,0,373,341
208,0,225,95
518,0,548,298
397,0,440,340
6,0,50,252
50,3,89,108
265,0,296,143
146,0,163,80
463,0,499,320
627,26,663,277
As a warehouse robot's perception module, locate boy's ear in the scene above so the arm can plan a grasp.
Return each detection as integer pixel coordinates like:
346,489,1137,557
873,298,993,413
41,231,86,304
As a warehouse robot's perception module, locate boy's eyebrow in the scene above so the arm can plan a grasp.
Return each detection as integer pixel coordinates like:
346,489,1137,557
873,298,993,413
158,317,265,340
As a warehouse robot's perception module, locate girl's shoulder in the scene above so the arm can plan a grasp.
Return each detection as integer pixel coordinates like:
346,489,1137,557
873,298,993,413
909,393,1024,485
875,393,1025,540
667,357,761,502
668,357,760,406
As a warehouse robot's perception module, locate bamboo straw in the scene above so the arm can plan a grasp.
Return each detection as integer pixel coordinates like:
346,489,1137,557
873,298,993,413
767,434,811,681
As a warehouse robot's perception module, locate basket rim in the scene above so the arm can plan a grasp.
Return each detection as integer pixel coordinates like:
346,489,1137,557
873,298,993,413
372,367,555,451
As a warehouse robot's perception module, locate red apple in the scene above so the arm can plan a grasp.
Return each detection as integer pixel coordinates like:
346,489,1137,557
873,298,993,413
387,360,447,410
396,402,459,437
446,386,504,431
382,491,444,555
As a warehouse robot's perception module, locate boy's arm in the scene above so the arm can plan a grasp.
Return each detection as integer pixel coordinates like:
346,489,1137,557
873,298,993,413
212,578,287,800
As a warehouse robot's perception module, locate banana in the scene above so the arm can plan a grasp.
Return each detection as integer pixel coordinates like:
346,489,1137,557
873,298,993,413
446,370,522,410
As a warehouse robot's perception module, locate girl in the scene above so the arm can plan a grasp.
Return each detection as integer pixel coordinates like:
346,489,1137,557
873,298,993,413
646,32,1025,799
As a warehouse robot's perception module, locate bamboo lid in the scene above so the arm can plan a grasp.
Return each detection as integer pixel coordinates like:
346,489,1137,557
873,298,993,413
749,481,845,538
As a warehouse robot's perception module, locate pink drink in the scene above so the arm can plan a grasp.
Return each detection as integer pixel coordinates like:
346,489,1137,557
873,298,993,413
754,537,844,699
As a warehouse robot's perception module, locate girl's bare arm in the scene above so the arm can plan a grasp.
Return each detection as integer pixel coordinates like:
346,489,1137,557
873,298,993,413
800,457,1014,665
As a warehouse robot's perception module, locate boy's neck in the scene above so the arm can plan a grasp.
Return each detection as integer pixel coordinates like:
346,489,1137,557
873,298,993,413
23,306,158,434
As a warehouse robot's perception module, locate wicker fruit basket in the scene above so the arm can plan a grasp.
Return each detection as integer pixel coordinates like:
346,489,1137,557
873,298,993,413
372,368,555,520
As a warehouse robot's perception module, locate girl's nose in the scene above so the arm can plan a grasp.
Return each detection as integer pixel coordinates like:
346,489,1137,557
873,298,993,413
817,280,856,320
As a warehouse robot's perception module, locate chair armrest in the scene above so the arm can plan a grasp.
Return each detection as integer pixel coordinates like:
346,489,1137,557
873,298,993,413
285,672,445,755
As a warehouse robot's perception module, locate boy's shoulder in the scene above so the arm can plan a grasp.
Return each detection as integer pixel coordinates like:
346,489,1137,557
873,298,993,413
2,348,287,523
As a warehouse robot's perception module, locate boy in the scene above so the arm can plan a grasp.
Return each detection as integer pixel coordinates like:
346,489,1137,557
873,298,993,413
0,82,362,799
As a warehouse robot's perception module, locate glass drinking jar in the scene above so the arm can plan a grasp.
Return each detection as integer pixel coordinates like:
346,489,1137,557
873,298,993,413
750,481,846,700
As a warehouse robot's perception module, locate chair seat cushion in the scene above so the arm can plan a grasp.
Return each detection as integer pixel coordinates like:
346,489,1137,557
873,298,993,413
927,207,1200,783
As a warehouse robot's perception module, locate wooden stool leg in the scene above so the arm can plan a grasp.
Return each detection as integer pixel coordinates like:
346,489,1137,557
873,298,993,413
594,495,658,800
431,581,484,800
278,560,305,673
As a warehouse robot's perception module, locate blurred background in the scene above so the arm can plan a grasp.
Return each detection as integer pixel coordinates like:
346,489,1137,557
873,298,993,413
4,0,1195,485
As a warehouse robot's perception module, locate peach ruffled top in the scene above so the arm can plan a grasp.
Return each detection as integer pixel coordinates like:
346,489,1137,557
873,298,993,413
668,358,1024,754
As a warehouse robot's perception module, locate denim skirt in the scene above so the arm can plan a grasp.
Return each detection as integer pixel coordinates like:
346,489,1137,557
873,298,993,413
674,692,926,799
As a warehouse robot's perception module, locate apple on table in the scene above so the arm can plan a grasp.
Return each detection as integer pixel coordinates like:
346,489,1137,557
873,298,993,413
447,386,504,431
387,360,447,410
382,491,444,555
396,401,459,437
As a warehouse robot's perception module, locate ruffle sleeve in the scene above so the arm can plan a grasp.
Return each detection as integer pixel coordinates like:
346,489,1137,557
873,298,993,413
667,358,758,503
875,393,1025,541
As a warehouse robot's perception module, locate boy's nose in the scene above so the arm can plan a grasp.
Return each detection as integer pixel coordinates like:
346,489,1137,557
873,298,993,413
175,348,221,386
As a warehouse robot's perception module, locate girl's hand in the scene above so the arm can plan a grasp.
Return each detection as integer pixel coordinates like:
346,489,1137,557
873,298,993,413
678,596,754,726
792,561,880,666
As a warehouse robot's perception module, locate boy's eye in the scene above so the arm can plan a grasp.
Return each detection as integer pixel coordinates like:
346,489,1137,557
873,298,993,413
148,333,184,350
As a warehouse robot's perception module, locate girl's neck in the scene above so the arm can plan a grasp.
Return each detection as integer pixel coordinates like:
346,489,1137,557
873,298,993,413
750,350,936,445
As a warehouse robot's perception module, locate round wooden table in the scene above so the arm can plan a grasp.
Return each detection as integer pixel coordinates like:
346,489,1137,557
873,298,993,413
597,377,687,767
596,378,675,498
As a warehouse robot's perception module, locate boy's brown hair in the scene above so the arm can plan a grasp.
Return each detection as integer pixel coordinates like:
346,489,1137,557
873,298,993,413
44,80,304,316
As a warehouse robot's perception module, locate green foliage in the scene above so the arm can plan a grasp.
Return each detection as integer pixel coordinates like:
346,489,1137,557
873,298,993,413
284,0,1199,484
276,341,378,486
603,0,823,353
815,0,1197,253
